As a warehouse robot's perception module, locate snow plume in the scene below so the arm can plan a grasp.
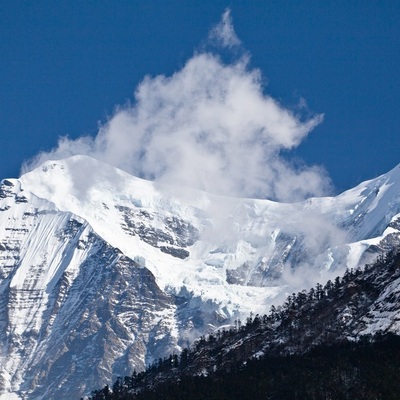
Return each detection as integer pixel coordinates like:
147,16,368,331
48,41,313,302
23,9,330,202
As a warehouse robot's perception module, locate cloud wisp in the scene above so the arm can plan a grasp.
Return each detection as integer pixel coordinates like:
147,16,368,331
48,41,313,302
209,8,241,49
23,9,331,202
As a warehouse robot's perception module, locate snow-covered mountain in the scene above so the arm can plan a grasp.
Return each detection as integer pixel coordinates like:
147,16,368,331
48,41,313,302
1,155,400,399
107,249,400,399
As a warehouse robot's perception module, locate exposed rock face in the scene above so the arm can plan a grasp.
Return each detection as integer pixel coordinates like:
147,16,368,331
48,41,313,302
1,156,400,399
0,180,178,399
115,204,199,259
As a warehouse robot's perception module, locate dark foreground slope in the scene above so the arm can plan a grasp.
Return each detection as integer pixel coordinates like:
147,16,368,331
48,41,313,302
91,334,400,400
88,250,400,399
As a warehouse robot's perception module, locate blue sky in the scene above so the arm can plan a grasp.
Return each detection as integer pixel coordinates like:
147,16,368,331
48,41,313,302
1,1,399,196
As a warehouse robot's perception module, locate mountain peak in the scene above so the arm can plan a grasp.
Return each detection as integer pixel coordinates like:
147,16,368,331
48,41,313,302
1,158,400,398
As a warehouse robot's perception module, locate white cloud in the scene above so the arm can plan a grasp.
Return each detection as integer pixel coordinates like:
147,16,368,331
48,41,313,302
209,8,241,48
23,11,331,202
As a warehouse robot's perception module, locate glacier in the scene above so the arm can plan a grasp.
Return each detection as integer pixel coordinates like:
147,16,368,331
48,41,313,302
1,155,400,399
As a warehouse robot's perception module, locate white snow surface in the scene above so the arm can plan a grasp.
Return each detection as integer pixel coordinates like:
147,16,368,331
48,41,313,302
19,156,400,299
20,156,291,314
0,155,400,399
